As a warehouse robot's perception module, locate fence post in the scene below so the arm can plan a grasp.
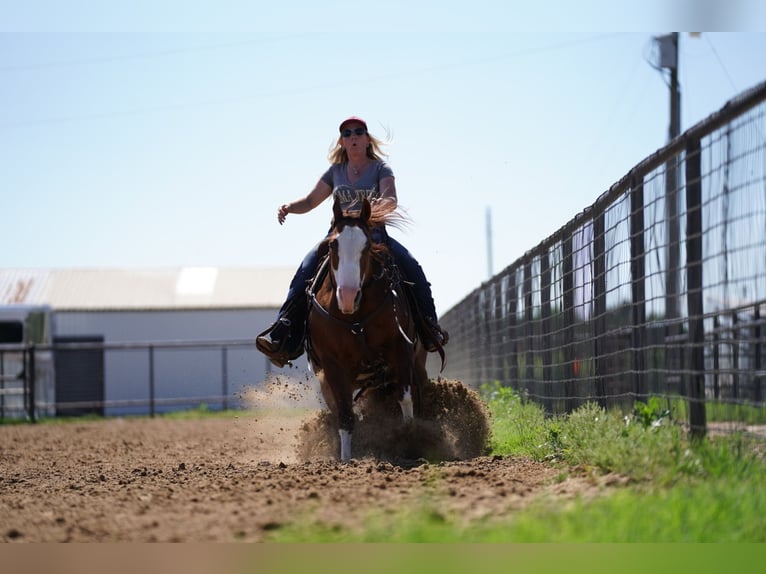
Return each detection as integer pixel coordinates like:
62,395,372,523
541,251,553,388
479,288,490,385
562,236,575,413
732,311,740,400
493,278,505,384
593,209,607,409
754,305,762,403
507,268,518,389
523,259,535,403
713,315,720,399
222,347,229,410
28,344,36,423
483,285,492,385
630,176,647,403
149,345,155,418
685,137,707,438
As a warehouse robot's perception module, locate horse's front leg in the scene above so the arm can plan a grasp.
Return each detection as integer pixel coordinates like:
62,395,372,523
399,385,414,422
319,361,357,462
393,343,417,424
338,404,355,462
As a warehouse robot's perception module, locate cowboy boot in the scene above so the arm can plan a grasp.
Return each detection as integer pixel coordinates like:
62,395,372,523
256,315,304,367
422,316,449,353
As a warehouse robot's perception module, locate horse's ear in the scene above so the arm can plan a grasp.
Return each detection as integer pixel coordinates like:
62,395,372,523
332,196,342,224
360,197,371,222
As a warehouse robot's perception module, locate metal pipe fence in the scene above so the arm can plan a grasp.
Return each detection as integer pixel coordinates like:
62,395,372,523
0,338,276,421
440,81,766,436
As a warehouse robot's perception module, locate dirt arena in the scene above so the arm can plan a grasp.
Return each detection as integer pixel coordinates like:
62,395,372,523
0,377,599,542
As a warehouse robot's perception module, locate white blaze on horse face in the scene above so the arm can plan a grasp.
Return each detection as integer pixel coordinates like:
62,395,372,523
334,226,367,314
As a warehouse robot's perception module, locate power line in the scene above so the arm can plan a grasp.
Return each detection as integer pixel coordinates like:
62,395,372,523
704,35,738,91
0,33,632,130
0,34,312,72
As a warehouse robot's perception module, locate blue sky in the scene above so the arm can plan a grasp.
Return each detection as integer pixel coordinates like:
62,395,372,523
2,4,766,314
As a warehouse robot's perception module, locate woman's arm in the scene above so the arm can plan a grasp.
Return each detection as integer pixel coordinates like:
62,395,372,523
278,179,333,225
376,175,397,208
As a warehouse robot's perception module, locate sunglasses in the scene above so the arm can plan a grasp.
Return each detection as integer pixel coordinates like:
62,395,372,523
341,127,367,138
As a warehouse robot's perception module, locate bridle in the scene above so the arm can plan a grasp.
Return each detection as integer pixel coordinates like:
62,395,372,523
307,219,416,352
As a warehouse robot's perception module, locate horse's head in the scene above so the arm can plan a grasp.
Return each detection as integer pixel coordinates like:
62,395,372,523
329,197,373,314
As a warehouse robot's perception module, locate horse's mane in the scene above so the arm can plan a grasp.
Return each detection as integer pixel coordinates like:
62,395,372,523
368,200,410,232
335,198,411,232
329,199,411,261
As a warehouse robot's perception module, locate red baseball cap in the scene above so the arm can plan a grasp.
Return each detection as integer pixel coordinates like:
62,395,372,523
339,116,368,132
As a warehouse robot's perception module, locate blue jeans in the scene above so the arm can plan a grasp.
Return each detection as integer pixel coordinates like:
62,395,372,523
279,242,322,316
279,230,438,321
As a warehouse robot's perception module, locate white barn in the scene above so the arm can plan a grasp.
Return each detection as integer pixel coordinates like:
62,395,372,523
0,267,307,417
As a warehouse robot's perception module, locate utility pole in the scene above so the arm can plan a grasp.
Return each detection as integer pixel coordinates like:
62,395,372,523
667,32,681,143
656,32,681,325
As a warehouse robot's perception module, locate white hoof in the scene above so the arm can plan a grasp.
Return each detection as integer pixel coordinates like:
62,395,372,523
339,429,352,462
399,388,414,422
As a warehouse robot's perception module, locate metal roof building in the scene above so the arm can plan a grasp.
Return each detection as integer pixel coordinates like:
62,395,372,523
0,266,295,310
0,267,307,418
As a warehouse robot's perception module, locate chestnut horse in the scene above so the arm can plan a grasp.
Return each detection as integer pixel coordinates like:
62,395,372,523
306,197,428,461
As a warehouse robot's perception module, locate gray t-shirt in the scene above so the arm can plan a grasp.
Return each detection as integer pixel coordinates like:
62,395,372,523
320,161,394,213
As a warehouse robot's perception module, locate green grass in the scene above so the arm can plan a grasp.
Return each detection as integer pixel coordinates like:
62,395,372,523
672,394,766,425
503,475,766,542
269,475,766,542
267,382,766,542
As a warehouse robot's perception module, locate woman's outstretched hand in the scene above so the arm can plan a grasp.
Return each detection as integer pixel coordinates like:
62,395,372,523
278,204,290,225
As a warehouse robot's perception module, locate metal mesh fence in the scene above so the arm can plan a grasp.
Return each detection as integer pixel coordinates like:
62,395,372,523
440,81,766,436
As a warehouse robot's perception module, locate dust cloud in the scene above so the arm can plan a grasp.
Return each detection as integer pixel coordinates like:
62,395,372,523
240,374,491,464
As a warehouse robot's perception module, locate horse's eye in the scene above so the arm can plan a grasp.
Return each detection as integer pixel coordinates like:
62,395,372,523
329,239,338,251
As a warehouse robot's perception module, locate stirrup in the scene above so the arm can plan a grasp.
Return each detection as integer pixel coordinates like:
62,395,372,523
256,318,290,351
423,318,449,352
256,340,303,368
256,318,303,367
413,316,444,372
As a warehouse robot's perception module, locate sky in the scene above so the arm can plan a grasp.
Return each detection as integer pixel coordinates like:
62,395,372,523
2,3,766,315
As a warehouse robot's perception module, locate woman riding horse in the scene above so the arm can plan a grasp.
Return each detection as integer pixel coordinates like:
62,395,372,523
256,116,448,367
308,196,429,461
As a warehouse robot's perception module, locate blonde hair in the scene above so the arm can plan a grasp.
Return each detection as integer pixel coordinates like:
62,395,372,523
328,130,389,164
